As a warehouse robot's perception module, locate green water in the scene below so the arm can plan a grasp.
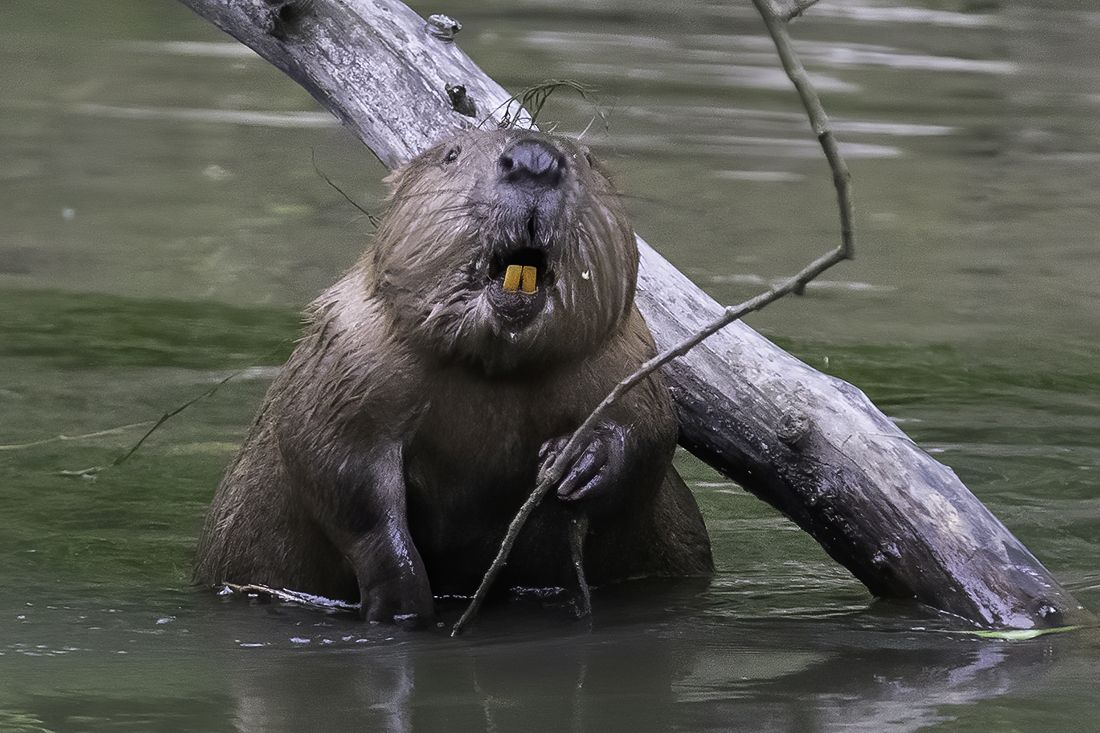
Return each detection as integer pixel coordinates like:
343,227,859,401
2,1,1099,730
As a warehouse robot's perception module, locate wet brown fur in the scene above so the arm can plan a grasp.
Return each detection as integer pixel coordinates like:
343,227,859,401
194,129,712,619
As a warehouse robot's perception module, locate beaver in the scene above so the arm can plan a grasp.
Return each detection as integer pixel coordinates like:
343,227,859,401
193,129,713,624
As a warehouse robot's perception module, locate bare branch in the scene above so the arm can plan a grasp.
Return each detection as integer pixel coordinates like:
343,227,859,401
568,514,592,618
752,0,853,261
759,0,824,22
0,422,153,452
56,349,287,479
220,582,360,613
452,252,848,634
452,5,855,637
311,148,380,227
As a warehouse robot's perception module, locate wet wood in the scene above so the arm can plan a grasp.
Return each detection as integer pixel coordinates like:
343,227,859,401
177,0,1090,628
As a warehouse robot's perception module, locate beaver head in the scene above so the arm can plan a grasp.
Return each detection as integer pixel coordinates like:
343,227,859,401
368,129,637,374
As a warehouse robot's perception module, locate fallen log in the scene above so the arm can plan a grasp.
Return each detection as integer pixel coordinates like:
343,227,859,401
177,0,1090,628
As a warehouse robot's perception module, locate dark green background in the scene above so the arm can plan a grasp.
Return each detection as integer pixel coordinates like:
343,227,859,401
1,1,1098,730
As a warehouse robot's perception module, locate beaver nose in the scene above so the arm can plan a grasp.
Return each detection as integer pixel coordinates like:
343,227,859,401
499,138,565,189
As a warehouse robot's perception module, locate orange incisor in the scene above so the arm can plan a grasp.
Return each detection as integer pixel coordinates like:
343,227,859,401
520,265,537,294
503,265,539,294
503,265,522,292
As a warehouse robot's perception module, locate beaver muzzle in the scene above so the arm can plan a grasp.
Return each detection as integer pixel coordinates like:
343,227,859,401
483,136,574,326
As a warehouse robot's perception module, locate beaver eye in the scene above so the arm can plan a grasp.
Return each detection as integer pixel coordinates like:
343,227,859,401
443,146,461,164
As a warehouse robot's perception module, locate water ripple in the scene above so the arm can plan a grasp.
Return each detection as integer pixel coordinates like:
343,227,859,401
71,103,337,129
126,40,259,58
810,1,1002,28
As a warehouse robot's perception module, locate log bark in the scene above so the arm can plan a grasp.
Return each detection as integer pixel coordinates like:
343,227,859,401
176,0,1090,629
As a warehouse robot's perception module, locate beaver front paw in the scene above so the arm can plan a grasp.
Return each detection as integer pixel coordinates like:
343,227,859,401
538,421,628,506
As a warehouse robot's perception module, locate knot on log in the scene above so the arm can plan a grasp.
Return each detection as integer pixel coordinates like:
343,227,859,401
777,410,812,448
265,0,316,42
425,14,462,42
870,542,900,571
446,84,477,117
1035,601,1064,627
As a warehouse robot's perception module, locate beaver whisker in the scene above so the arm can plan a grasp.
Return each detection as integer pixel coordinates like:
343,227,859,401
422,206,477,222
386,186,473,197
407,216,472,237
384,189,476,205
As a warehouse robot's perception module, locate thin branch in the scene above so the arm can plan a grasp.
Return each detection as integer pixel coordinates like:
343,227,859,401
569,513,592,618
0,422,153,452
452,4,854,637
753,0,853,261
116,373,239,466
311,148,381,227
220,582,360,613
58,351,287,479
452,248,848,635
761,0,824,22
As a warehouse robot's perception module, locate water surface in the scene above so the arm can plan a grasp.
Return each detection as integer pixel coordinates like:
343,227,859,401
2,1,1099,730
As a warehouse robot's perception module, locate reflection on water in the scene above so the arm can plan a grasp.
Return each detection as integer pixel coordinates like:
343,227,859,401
3,592,1097,733
2,0,1099,730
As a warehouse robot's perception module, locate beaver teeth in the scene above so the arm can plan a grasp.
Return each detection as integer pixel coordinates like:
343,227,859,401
503,265,521,292
502,264,539,295
521,266,538,294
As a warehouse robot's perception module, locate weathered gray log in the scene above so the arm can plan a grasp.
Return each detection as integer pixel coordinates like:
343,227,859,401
177,0,1090,628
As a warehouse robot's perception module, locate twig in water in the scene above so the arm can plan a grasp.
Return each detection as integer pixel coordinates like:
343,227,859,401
771,0,823,21
58,353,286,479
452,0,854,636
569,513,592,618
311,148,381,227
0,422,153,452
220,582,360,613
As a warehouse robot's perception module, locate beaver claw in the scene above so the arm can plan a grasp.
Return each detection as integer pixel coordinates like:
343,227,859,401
538,422,628,504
